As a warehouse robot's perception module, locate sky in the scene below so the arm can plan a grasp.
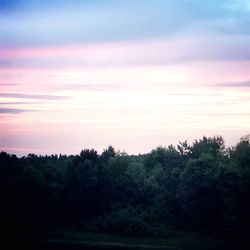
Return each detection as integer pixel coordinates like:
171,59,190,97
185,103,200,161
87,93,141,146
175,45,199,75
0,0,250,155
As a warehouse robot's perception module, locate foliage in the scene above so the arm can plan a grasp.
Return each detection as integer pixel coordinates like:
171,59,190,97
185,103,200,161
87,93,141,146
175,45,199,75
0,136,250,240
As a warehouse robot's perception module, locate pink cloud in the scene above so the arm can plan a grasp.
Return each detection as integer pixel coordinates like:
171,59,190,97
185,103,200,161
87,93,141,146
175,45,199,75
1,35,249,68
1,36,250,155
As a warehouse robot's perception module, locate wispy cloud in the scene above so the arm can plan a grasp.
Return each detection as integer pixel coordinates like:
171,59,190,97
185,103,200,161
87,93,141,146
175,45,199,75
1,35,250,70
166,93,222,97
53,83,118,92
215,81,250,88
0,92,68,100
0,107,29,113
0,83,18,86
0,101,34,105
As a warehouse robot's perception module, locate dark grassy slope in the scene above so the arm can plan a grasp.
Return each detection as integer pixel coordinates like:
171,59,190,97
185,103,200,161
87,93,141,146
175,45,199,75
1,136,250,249
15,231,240,250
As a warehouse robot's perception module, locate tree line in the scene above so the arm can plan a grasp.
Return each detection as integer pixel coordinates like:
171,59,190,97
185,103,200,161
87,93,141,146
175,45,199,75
1,135,250,239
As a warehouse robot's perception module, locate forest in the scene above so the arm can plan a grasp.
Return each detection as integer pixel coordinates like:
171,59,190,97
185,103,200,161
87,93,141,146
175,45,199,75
1,135,250,247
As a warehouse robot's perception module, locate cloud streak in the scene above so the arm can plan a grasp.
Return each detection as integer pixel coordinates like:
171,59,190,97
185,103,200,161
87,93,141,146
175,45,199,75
215,81,250,88
0,101,34,105
0,92,68,100
1,35,250,70
0,83,18,86
0,107,29,113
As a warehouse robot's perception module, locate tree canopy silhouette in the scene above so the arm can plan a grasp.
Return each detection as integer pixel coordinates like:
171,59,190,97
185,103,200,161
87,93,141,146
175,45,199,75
1,136,250,240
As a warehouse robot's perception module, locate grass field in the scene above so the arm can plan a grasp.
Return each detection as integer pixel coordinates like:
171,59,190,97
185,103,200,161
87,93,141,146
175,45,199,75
22,229,239,250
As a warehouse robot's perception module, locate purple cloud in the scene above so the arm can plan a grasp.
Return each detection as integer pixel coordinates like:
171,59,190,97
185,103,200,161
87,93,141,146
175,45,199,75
215,81,250,88
0,107,29,113
0,92,68,100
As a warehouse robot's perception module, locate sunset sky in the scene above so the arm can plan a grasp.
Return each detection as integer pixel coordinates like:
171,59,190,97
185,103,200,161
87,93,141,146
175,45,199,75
1,0,250,155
